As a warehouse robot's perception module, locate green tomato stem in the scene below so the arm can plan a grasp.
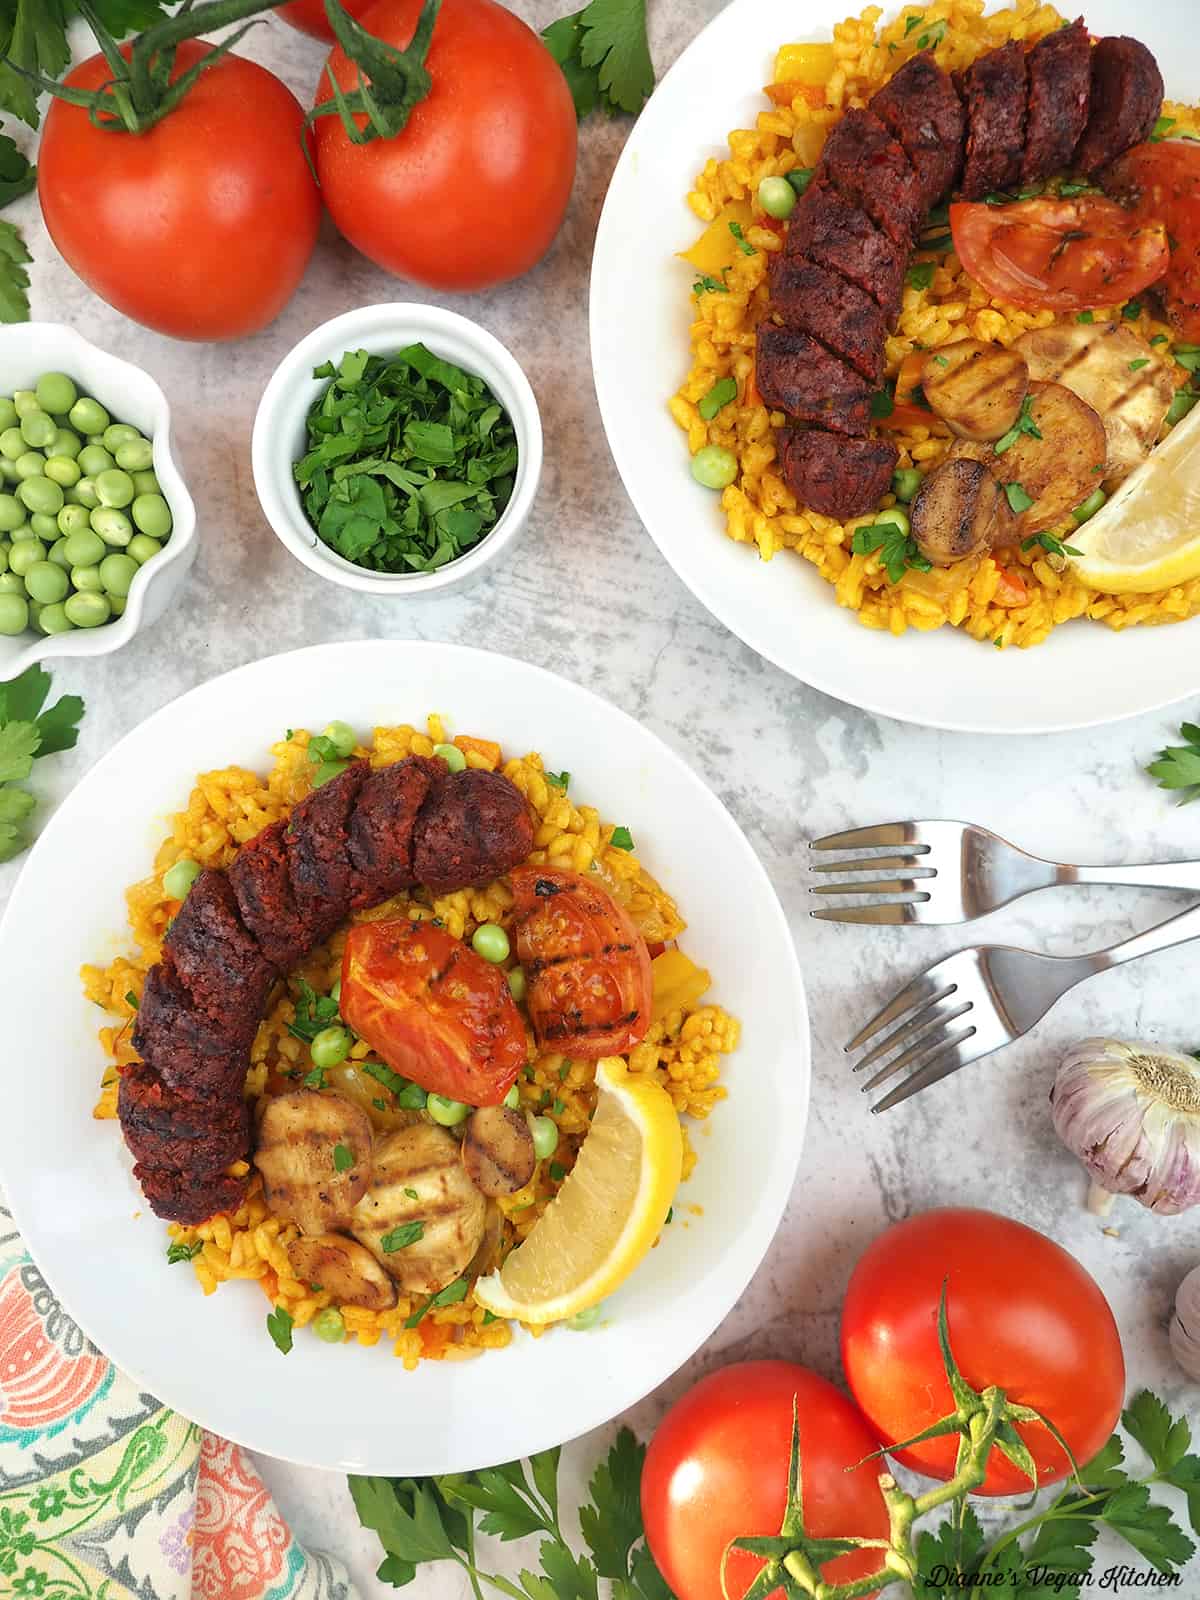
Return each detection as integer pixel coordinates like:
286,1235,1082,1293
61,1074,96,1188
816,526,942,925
305,0,442,158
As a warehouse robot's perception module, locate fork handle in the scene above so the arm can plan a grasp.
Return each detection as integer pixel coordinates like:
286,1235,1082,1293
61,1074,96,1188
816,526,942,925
1091,898,1200,972
1062,860,1200,892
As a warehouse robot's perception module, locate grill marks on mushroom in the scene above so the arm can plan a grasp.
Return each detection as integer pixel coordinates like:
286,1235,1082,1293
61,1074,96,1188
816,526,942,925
253,1090,373,1236
286,1233,397,1311
462,1106,536,1198
911,456,1016,566
351,1124,486,1295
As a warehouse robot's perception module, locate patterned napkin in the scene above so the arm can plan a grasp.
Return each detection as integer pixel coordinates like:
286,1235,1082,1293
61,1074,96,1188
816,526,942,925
0,1199,359,1600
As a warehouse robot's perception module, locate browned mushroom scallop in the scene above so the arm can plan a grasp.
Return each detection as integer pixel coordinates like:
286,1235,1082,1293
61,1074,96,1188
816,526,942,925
286,1233,397,1311
921,339,1029,442
253,1090,373,1236
351,1123,486,1295
911,457,1015,566
462,1106,536,1198
973,379,1107,536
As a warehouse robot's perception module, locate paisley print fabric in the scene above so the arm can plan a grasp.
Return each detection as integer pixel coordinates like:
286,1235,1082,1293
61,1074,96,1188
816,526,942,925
0,1200,359,1600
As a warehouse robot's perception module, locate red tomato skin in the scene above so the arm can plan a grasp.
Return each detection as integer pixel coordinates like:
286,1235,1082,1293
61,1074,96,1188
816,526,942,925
841,1208,1125,1496
340,919,527,1105
278,0,375,39
642,1362,890,1600
1105,140,1200,341
38,43,320,342
314,0,577,291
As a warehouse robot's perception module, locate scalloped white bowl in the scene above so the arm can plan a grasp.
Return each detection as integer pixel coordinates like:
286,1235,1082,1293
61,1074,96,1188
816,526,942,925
0,323,196,674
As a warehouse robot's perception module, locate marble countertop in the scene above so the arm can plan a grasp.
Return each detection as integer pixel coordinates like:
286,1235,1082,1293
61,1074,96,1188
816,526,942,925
8,4,1200,1593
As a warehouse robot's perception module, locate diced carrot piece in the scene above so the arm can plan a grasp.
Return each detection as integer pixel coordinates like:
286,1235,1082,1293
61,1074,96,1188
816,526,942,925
454,735,501,769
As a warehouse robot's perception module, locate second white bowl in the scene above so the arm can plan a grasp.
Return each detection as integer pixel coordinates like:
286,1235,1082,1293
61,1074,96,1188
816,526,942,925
252,304,543,596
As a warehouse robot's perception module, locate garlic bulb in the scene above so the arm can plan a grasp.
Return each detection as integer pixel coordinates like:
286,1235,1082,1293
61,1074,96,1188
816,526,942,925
1171,1265,1200,1382
1050,1037,1200,1215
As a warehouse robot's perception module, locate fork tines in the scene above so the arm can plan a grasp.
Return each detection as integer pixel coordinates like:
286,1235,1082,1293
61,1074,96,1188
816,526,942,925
843,964,978,1112
809,822,936,925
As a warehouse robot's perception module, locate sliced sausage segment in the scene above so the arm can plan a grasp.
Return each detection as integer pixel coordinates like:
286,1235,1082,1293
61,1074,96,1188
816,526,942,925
776,430,898,519
1074,36,1164,176
816,108,925,246
1021,19,1092,184
784,180,907,315
768,255,888,381
960,41,1028,199
755,325,873,436
872,51,966,210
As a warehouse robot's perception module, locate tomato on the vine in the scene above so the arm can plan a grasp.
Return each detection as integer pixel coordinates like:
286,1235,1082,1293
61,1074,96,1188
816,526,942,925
312,0,577,291
641,1362,890,1600
841,1208,1124,1496
277,0,374,38
38,43,320,341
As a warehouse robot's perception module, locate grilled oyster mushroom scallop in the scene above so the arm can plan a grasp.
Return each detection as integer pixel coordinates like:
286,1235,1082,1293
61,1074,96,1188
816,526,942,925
351,1123,487,1295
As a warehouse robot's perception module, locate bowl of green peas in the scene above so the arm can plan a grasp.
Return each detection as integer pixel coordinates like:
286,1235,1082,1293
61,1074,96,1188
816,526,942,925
0,323,195,669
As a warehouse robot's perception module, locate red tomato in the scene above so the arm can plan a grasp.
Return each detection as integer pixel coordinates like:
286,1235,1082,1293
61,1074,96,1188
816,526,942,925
642,1362,890,1600
38,43,321,341
340,919,526,1105
950,195,1169,312
277,0,374,39
510,865,652,1058
1105,140,1200,342
313,0,577,291
841,1208,1124,1496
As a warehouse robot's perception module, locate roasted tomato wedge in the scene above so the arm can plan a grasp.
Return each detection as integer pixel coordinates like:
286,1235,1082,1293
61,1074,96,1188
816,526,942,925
340,920,527,1106
950,195,1169,311
1105,139,1200,342
510,866,652,1058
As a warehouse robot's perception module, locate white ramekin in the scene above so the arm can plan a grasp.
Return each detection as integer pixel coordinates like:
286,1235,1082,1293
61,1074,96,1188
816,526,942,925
0,323,196,674
251,304,543,596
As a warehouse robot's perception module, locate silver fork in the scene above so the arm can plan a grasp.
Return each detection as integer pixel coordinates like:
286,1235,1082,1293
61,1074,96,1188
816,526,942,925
810,820,1200,925
846,899,1200,1113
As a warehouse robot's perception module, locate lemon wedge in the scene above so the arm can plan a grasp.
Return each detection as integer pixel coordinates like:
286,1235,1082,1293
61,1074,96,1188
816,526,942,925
1069,402,1200,594
472,1058,682,1326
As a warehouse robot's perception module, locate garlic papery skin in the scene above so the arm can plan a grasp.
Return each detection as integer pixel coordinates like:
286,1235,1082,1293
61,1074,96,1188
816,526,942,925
1171,1265,1200,1382
1050,1038,1200,1215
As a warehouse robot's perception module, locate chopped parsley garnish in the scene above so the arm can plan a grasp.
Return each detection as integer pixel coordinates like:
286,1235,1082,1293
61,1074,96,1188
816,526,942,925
1022,531,1083,559
1151,115,1177,141
552,1098,566,1116
1173,344,1200,372
405,1277,470,1328
916,19,946,47
906,261,935,291
870,385,895,419
1148,718,1200,802
545,769,571,790
665,1206,674,1223
125,989,139,1010
267,1305,294,1355
372,1097,388,1111
303,1065,328,1090
293,344,518,575
333,1143,354,1173
1004,481,1034,514
1151,334,1170,345
699,377,738,420
404,1187,419,1199
1122,299,1143,321
166,1240,202,1265
362,1059,428,1109
381,1221,425,1254
993,395,1042,455
850,522,932,583
692,272,729,297
1129,358,1151,372
287,979,340,1043
785,167,814,196
610,825,635,851
1167,389,1199,425
558,1061,571,1080
1059,180,1098,197
550,1161,567,1182
1076,310,1094,324
728,221,755,257
932,355,949,368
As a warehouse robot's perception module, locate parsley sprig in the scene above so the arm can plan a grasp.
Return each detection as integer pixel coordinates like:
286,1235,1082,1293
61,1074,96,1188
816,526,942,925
993,394,1042,456
1022,531,1082,560
0,665,85,862
542,0,654,119
851,521,932,583
287,979,341,1044
1147,714,1200,803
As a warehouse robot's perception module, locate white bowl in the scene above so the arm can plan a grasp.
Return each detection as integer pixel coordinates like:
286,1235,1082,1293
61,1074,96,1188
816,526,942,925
0,322,195,674
0,640,808,1474
252,305,543,595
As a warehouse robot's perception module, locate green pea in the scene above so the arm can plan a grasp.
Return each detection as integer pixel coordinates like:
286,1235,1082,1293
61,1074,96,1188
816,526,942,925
131,470,161,497
77,445,114,478
312,1307,346,1344
20,410,56,450
109,594,126,617
507,966,527,1003
130,493,171,539
128,533,162,565
1167,390,1199,427
65,590,110,628
29,513,58,541
35,373,78,416
0,571,24,594
0,591,28,635
57,505,91,540
114,437,154,473
24,561,68,605
9,523,34,541
427,1093,469,1127
102,423,141,453
566,1303,604,1331
310,1026,351,1068
91,507,133,547
321,720,356,758
503,1084,521,1110
44,455,81,489
48,538,71,570
530,1116,558,1159
63,529,106,568
471,922,510,964
1072,488,1107,524
432,741,467,773
8,540,45,576
0,546,8,576
330,978,341,1004
871,505,911,538
38,602,73,635
163,858,201,899
69,477,100,510
49,428,81,461
892,468,923,503
12,391,37,419
0,400,17,433
68,397,109,436
14,452,46,482
311,759,347,787
0,460,19,484
0,493,23,533
690,445,738,490
95,468,135,509
0,428,24,461
758,175,797,218
71,565,103,593
99,552,138,598
25,600,41,630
